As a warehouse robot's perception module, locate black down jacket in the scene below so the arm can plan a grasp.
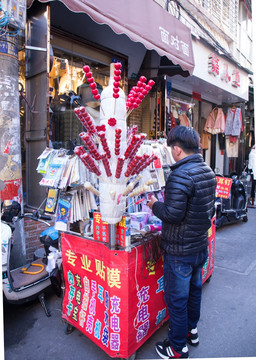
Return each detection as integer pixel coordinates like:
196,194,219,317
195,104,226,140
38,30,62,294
152,154,216,256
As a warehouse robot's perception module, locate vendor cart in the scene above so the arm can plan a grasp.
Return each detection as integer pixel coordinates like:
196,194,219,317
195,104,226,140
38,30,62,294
60,217,215,359
36,62,216,359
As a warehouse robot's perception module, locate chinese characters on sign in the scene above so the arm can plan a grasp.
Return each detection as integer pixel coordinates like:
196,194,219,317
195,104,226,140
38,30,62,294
61,234,168,358
61,225,214,357
208,52,220,76
133,276,166,343
64,248,122,352
221,63,231,82
93,212,129,246
216,176,232,199
159,26,190,57
0,41,18,59
231,69,240,88
208,52,241,88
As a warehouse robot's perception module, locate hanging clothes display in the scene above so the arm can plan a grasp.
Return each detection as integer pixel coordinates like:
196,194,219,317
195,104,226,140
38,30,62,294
179,113,191,127
169,98,193,130
218,133,225,150
225,137,239,157
248,146,256,180
201,131,211,149
224,107,243,157
248,146,256,203
224,107,243,137
204,107,225,134
200,117,210,150
169,111,178,130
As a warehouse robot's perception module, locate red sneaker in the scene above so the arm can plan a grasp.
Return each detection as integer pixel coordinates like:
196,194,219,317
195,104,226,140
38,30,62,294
155,340,189,359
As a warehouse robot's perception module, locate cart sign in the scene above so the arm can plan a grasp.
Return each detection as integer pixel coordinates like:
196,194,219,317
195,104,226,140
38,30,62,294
61,233,168,359
92,212,129,246
202,217,216,281
216,176,232,199
61,220,215,358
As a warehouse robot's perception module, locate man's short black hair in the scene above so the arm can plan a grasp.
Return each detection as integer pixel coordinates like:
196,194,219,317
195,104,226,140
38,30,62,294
167,126,200,154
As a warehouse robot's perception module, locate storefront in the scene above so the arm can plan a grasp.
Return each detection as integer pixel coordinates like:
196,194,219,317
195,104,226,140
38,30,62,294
35,59,216,358
25,0,195,208
164,38,251,176
20,2,221,357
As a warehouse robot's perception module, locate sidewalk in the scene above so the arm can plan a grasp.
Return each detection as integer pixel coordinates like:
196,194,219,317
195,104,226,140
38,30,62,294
3,208,256,359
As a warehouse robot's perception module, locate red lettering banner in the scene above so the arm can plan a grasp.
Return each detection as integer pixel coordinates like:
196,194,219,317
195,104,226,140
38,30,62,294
61,233,168,358
216,176,232,199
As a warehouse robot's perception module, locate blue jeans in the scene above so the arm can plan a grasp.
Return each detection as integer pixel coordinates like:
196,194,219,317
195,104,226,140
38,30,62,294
163,249,208,352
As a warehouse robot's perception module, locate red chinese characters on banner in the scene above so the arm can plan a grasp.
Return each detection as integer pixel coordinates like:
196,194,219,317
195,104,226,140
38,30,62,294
93,212,110,242
216,176,232,199
61,233,168,358
92,212,128,246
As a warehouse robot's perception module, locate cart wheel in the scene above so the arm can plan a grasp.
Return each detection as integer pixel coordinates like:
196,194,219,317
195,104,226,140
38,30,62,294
126,353,136,360
118,352,136,360
243,215,248,222
128,353,136,360
64,322,74,335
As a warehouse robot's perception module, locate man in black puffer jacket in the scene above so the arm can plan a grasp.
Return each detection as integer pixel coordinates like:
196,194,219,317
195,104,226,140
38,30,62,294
147,126,216,359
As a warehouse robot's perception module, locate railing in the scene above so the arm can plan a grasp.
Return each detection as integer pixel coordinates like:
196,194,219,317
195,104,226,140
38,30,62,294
166,0,238,36
188,0,238,35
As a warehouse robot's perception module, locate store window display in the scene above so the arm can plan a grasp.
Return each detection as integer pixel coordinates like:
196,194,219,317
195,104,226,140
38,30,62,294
248,144,256,206
49,52,126,150
167,94,196,135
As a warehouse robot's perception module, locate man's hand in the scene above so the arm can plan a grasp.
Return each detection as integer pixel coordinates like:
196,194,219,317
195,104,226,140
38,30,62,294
146,195,158,209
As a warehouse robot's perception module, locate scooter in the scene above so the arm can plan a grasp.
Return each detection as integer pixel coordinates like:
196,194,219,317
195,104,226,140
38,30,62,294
1,200,61,316
215,174,248,228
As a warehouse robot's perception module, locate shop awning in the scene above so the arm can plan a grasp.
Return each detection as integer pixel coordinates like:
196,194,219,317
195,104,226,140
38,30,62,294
27,0,195,75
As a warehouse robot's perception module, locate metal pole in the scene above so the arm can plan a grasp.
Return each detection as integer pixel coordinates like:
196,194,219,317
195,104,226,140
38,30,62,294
109,224,116,250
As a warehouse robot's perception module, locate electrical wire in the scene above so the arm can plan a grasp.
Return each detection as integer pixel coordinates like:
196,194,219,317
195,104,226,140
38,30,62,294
0,7,9,27
0,5,20,38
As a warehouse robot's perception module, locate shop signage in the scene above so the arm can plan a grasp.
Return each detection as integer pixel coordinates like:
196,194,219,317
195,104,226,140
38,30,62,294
192,92,202,101
208,52,241,88
28,0,194,74
0,39,18,59
159,27,190,58
216,176,232,198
